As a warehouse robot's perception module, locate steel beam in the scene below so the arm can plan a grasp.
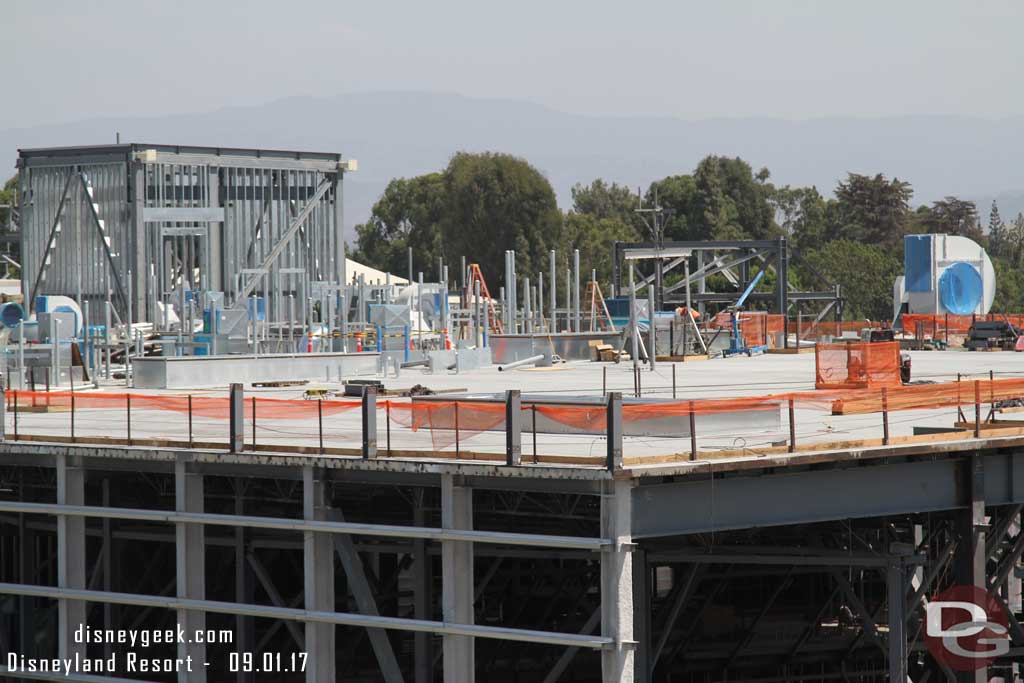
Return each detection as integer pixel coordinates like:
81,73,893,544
0,500,607,549
442,474,474,682
632,458,966,538
331,509,404,683
0,581,611,648
175,457,206,683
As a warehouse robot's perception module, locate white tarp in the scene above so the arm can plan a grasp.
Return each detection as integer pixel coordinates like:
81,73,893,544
346,258,408,285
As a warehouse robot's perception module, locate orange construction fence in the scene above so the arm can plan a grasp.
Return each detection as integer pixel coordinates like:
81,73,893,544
815,341,902,390
6,375,1024,450
901,313,1024,339
710,312,884,343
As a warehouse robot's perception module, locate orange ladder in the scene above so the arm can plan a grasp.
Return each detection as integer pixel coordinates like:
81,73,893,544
586,280,616,332
466,263,504,334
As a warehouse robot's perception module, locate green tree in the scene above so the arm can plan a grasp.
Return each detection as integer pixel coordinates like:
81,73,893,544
831,173,913,249
570,180,644,233
771,185,829,253
561,212,639,286
352,172,446,280
803,239,901,321
645,174,699,241
988,200,1008,259
991,255,1024,312
0,175,16,227
919,196,983,241
442,152,562,289
691,156,777,241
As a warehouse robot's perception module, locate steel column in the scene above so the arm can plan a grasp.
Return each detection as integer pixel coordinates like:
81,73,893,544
175,456,206,683
442,474,474,682
505,390,522,466
303,466,336,682
56,454,86,660
886,561,907,683
956,455,987,683
601,479,635,682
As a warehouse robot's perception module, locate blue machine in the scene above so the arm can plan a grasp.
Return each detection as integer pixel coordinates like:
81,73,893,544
723,270,768,357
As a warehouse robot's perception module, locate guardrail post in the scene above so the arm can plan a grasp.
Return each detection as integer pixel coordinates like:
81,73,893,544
881,388,890,445
689,400,698,461
505,390,522,466
788,398,796,453
974,380,981,438
362,385,378,459
229,383,243,453
606,392,623,472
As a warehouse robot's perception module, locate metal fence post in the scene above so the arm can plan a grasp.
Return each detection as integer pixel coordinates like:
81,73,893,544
882,388,890,445
362,385,378,459
228,383,243,453
606,392,623,472
505,389,521,466
126,394,132,445
689,400,698,461
188,394,193,447
788,398,796,453
974,380,981,438
0,389,6,441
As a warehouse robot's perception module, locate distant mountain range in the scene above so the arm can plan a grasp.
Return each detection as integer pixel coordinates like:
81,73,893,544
2,91,1022,237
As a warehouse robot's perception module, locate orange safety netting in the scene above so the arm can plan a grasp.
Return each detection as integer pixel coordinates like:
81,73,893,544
4,390,363,420
387,401,507,450
901,313,1024,339
815,341,902,390
829,376,1024,415
709,313,883,342
7,374,1024,449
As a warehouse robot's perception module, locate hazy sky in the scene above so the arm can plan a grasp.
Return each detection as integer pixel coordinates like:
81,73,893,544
3,0,1023,129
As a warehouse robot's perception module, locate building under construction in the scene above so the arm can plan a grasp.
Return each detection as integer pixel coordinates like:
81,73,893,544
0,143,1020,683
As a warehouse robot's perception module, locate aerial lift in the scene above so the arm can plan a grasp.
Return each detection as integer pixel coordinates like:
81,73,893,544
723,270,768,357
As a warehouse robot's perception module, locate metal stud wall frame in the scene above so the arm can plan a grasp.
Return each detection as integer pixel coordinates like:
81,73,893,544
17,143,347,328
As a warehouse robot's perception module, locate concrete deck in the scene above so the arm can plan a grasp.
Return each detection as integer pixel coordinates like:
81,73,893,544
8,349,1024,467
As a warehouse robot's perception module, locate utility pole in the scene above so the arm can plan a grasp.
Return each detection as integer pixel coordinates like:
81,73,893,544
633,189,674,315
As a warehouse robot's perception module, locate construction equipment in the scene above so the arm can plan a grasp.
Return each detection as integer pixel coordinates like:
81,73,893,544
723,270,768,357
465,263,503,334
966,319,1019,351
585,280,616,332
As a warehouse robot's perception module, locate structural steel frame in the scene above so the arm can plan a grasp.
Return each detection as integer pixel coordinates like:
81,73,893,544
16,143,348,327
611,238,843,346
0,435,1021,681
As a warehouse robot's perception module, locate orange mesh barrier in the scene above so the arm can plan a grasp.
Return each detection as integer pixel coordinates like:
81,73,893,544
7,376,1024,451
815,342,902,390
709,314,882,341
830,377,1024,415
5,391,362,419
900,313,1024,339
387,401,507,450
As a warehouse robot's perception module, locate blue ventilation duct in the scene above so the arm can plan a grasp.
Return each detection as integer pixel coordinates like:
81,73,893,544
938,262,983,314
